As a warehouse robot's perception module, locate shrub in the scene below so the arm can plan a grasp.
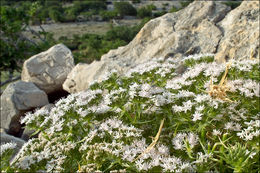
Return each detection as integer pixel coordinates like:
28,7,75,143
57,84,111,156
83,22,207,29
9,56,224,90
2,55,259,172
114,1,137,17
147,4,156,10
48,9,62,22
153,11,167,17
99,10,118,21
73,1,106,15
131,0,141,3
137,6,152,18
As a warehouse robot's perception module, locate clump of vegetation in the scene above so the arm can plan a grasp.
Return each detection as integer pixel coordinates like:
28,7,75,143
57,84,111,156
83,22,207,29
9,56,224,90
1,54,259,172
137,4,156,18
114,1,137,18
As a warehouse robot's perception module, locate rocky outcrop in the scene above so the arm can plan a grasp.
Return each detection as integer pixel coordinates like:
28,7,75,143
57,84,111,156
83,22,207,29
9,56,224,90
215,1,259,62
22,44,74,94
63,1,231,93
0,81,48,135
101,1,229,64
63,1,259,93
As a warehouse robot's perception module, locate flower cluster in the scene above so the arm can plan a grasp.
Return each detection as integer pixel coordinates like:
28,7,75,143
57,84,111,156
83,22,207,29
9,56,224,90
0,142,17,156
3,54,259,172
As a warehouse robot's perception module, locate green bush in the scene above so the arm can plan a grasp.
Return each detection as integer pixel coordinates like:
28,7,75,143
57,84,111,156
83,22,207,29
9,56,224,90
48,9,62,22
73,1,106,15
153,11,167,17
137,6,152,18
131,0,141,3
114,1,137,17
147,4,156,10
99,10,118,21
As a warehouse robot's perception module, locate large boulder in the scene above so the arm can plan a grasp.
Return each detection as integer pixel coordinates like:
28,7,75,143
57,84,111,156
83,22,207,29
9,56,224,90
215,1,259,62
63,61,123,93
0,81,48,135
101,1,230,65
22,44,74,94
63,1,231,93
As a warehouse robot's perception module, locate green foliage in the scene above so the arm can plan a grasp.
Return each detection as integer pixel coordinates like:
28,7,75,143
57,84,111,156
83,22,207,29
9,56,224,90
2,56,259,172
0,5,29,70
219,143,257,172
73,1,106,16
170,6,179,13
147,4,156,11
48,8,63,22
131,0,141,3
114,1,137,17
0,4,56,71
99,10,118,21
137,6,152,18
153,11,167,18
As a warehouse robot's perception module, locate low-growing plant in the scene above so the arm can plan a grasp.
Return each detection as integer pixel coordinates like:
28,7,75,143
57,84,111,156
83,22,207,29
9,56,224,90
1,54,259,172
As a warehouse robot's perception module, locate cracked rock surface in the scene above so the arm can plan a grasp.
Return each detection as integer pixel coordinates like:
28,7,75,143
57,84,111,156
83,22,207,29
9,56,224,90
22,44,74,94
215,1,260,62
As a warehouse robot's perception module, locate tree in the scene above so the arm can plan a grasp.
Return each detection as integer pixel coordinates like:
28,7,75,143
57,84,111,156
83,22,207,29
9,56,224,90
0,3,56,86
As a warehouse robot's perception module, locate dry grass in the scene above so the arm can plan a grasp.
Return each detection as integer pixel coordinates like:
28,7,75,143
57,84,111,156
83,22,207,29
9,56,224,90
133,118,165,162
207,62,233,102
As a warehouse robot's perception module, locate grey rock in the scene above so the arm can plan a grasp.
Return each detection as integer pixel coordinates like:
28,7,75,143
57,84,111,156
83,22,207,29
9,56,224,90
215,1,259,62
22,44,75,94
0,81,48,134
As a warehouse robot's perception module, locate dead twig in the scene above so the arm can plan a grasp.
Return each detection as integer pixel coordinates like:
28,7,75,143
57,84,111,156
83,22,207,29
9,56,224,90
133,118,165,162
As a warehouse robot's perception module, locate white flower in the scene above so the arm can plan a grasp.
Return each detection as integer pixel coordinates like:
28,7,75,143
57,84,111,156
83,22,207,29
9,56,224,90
192,111,203,121
187,132,199,148
172,133,186,150
196,105,205,112
224,122,234,130
76,108,89,117
95,104,111,114
194,94,211,103
0,142,17,155
212,129,222,136
157,144,169,155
